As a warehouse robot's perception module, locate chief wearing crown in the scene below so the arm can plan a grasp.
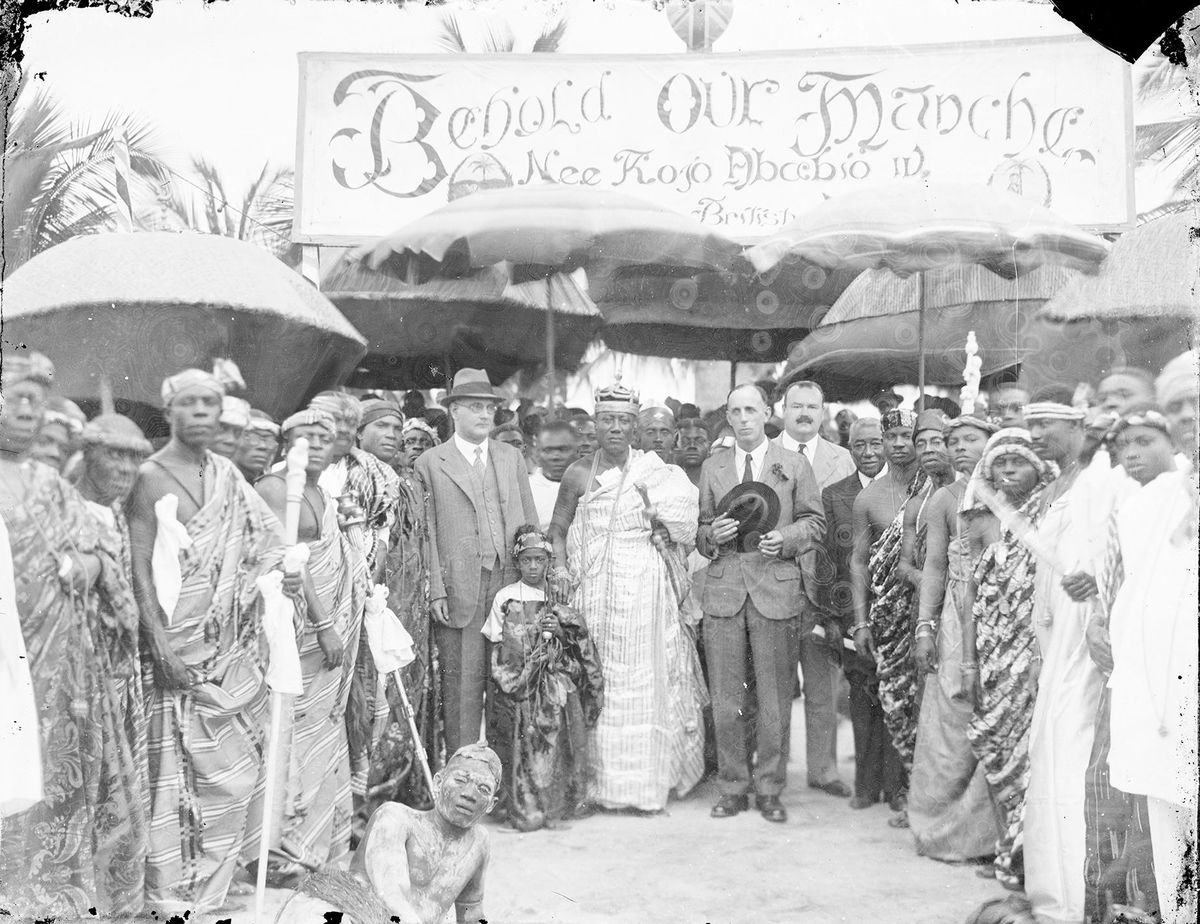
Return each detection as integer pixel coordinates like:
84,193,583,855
549,380,707,812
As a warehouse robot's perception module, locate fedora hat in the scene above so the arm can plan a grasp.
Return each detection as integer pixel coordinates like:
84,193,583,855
716,481,781,553
440,368,504,407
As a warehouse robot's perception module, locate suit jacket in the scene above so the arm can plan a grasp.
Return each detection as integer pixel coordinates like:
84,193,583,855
415,438,537,630
772,435,856,491
819,471,866,631
696,441,825,619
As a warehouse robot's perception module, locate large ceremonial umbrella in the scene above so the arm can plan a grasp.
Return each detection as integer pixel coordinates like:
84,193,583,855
1,232,367,421
744,182,1111,395
1038,208,1200,328
780,264,1076,401
321,258,603,389
597,262,859,364
349,184,742,398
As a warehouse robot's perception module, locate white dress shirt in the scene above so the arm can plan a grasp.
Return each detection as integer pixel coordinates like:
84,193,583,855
454,433,489,468
528,468,561,531
858,464,888,490
734,438,771,481
779,430,819,459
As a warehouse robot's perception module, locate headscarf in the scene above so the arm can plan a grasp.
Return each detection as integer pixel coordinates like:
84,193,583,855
358,398,404,431
1156,350,1199,408
1106,405,1173,443
1,351,54,389
245,409,281,439
637,405,675,428
81,413,152,455
282,407,337,437
219,395,252,429
1024,401,1085,422
944,413,999,439
914,409,948,435
403,417,439,441
880,408,917,431
161,368,224,407
513,527,552,558
311,391,362,428
980,428,1056,485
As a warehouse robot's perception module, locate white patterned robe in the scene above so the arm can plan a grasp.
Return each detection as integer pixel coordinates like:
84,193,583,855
567,450,705,811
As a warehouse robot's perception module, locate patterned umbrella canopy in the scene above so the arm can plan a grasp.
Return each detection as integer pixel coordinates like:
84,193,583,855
781,265,1076,400
352,183,742,278
745,182,1110,278
321,259,602,389
1038,208,1200,323
1,232,367,419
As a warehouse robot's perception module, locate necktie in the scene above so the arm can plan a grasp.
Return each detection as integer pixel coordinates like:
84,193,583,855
742,452,754,484
797,443,807,457
473,446,484,472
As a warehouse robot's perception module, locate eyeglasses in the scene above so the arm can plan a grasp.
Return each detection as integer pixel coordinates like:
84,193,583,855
458,401,498,415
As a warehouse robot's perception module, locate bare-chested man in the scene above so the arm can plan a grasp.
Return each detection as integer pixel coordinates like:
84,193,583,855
848,408,919,827
129,368,287,913
906,412,1001,863
275,744,501,924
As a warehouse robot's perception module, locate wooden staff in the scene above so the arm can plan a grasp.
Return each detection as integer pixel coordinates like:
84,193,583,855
254,436,308,924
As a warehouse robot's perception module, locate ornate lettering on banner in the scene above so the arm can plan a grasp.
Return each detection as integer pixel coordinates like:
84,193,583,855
296,38,1133,243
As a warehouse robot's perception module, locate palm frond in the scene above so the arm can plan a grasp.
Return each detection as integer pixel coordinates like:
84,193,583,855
532,15,569,52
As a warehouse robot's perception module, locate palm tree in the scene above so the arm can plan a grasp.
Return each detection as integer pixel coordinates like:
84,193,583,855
428,0,568,53
1135,22,1200,215
143,157,301,266
2,70,170,277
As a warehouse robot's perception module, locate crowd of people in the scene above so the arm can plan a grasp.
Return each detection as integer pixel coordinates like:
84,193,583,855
0,346,1196,924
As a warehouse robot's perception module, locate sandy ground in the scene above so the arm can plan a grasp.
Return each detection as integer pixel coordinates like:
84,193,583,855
143,707,1006,924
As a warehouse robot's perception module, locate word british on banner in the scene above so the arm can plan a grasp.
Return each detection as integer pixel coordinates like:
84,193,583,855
294,36,1134,244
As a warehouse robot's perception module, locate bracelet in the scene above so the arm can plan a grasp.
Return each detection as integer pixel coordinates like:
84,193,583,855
914,628,935,640
850,622,871,635
960,661,978,670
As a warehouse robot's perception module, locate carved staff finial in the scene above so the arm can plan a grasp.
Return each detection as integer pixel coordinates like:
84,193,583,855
961,331,982,415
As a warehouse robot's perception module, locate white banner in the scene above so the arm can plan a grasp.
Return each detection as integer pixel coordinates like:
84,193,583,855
295,37,1133,243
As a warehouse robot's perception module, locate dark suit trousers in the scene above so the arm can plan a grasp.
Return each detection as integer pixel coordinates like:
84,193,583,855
705,599,800,797
434,559,505,755
844,652,906,802
797,619,840,786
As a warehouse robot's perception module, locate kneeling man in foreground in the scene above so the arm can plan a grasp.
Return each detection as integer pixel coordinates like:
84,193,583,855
275,743,500,924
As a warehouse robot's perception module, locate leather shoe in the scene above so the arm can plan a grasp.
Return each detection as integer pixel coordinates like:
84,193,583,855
755,795,787,823
809,780,852,798
710,794,749,818
848,794,878,810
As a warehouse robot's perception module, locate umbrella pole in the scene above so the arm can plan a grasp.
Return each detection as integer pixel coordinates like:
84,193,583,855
99,374,115,416
917,273,927,407
546,277,557,408
730,361,737,391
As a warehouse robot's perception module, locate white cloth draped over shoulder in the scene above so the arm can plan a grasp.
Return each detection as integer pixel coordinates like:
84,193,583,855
1106,469,1199,809
567,450,706,811
1023,459,1114,924
0,514,41,816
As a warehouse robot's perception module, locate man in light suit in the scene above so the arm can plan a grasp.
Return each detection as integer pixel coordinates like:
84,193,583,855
698,384,825,823
774,379,856,797
415,369,537,754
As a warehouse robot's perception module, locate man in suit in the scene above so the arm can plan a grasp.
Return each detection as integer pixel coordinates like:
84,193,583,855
414,369,537,754
774,379,856,797
819,417,905,810
698,384,825,823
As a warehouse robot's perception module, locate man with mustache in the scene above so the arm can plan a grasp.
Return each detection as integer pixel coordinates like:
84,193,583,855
775,380,856,798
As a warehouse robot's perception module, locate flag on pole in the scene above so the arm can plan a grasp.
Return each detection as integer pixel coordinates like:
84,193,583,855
113,127,135,233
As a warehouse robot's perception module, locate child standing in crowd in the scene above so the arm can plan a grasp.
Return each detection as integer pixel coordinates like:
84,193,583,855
483,525,604,832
